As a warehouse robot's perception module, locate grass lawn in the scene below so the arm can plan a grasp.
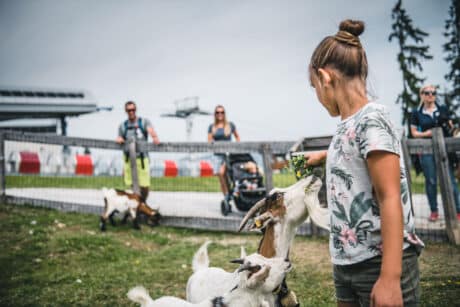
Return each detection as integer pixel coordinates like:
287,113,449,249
5,169,440,193
1,204,459,306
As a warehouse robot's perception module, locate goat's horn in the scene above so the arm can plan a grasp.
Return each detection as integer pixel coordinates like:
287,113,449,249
238,198,267,232
230,258,244,264
237,264,261,273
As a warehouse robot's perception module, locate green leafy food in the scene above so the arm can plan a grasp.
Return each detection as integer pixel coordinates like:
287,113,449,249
290,155,314,180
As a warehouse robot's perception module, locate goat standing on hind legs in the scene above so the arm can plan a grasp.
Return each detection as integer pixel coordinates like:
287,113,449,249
100,188,160,231
186,174,329,307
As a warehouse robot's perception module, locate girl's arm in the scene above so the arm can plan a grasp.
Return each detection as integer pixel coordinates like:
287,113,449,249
304,150,327,166
207,133,213,143
367,150,403,307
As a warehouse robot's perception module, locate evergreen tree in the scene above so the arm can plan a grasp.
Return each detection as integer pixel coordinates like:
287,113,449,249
389,0,433,134
443,0,460,126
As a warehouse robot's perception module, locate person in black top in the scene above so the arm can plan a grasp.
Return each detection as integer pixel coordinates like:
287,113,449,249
410,84,460,222
207,105,240,196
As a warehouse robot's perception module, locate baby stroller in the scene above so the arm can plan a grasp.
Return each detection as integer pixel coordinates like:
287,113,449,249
220,153,267,216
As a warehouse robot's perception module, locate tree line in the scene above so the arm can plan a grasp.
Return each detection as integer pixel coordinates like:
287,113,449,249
389,0,460,135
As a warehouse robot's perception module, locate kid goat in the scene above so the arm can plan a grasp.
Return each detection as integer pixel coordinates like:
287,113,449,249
100,188,160,231
186,171,329,306
128,252,292,307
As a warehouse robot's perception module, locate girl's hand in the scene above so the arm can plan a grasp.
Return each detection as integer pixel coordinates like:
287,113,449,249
370,276,403,307
303,150,327,166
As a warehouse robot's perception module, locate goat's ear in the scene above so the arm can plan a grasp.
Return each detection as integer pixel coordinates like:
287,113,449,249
230,258,244,265
246,266,270,289
240,246,247,258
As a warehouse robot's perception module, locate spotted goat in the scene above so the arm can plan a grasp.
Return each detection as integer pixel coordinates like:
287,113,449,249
100,188,160,231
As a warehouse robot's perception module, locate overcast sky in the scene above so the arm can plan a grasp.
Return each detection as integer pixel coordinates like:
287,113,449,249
0,0,453,142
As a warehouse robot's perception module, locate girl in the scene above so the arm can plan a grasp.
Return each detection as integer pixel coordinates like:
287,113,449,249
305,20,423,307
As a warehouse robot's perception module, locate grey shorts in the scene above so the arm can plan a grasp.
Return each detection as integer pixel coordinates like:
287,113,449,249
333,246,420,307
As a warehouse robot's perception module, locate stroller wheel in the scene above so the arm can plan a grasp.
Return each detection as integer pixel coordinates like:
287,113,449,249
221,199,231,216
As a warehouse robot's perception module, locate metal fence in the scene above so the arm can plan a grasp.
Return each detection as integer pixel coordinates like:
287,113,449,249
1,129,459,244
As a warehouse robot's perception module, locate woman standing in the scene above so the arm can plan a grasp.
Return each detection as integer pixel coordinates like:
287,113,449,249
410,85,460,222
208,105,240,197
304,20,423,306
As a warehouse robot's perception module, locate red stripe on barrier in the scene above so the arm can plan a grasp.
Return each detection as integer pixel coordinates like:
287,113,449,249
164,160,178,177
75,155,93,176
19,151,40,174
200,161,213,177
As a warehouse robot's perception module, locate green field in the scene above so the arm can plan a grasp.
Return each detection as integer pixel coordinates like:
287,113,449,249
6,169,434,193
1,204,459,306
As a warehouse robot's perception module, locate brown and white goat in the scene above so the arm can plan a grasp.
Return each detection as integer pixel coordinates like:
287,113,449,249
186,173,329,306
100,188,160,231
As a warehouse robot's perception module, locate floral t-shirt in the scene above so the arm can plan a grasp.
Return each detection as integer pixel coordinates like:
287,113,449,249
326,102,424,265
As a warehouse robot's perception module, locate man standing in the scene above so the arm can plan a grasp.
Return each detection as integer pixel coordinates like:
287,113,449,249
116,101,160,202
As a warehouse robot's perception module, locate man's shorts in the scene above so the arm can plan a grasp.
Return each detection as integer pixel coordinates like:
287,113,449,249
333,246,420,307
123,156,150,187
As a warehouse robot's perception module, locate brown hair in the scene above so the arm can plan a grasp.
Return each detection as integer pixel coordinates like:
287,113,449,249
125,100,136,110
310,20,368,81
213,105,231,136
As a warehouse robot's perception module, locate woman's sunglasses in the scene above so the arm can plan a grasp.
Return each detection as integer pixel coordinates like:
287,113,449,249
215,111,225,115
422,90,436,96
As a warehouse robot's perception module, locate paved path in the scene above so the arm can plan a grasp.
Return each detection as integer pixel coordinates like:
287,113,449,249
7,188,244,219
6,188,448,234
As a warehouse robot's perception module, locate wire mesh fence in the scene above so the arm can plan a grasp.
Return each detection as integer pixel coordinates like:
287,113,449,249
0,131,297,232
1,130,459,243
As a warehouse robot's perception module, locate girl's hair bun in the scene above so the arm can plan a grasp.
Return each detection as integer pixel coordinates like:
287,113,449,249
339,19,365,37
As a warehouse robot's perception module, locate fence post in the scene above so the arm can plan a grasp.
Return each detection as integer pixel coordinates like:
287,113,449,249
432,127,460,245
261,144,273,192
0,132,5,203
400,136,415,216
128,138,140,195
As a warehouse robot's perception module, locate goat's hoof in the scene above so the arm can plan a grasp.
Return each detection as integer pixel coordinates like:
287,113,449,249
99,223,106,232
121,215,129,225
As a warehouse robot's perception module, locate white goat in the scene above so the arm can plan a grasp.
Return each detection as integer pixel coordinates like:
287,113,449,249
128,253,291,307
100,188,160,231
186,174,329,306
187,242,249,304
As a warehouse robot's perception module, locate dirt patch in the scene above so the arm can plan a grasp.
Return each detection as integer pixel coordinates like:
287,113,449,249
0,211,9,220
419,244,460,275
111,232,160,252
121,239,159,252
290,239,330,272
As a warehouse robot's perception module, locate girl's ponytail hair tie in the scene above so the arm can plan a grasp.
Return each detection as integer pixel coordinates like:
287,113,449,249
334,30,361,48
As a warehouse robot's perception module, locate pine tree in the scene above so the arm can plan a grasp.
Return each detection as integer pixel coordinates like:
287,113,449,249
443,0,460,126
389,0,433,134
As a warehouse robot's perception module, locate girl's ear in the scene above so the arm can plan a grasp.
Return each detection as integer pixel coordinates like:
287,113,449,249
317,68,332,87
